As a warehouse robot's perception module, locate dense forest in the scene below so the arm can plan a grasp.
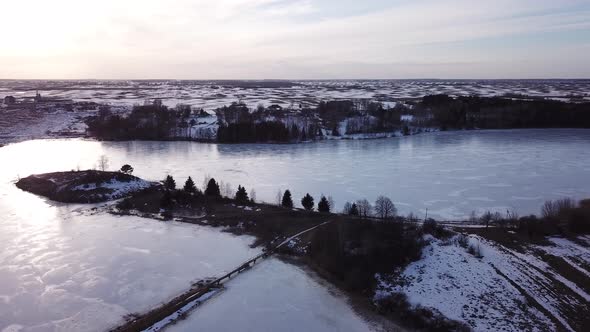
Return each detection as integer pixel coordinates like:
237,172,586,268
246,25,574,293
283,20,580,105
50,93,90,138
418,95,590,130
86,101,197,140
85,95,590,142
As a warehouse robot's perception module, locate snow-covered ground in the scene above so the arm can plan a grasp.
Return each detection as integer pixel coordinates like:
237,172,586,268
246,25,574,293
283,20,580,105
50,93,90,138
2,79,588,145
167,258,381,332
534,237,590,278
186,114,218,141
377,233,590,331
2,80,589,111
72,178,154,200
0,108,91,145
376,235,554,331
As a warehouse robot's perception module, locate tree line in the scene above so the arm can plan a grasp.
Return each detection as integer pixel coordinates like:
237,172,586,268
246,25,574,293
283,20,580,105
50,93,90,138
115,164,590,235
133,171,402,221
419,94,590,130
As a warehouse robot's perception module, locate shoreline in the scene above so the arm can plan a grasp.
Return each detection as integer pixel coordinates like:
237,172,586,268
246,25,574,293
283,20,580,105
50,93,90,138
4,127,590,149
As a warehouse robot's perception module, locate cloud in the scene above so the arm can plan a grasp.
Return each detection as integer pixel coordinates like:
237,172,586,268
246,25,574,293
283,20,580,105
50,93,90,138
0,0,588,78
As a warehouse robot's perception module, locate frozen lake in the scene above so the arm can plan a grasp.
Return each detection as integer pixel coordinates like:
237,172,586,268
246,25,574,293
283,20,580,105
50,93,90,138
1,128,589,330
0,142,264,331
169,258,379,332
0,137,386,332
5,128,589,219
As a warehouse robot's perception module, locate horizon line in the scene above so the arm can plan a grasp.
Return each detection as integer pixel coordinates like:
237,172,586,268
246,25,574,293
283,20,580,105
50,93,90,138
1,78,590,81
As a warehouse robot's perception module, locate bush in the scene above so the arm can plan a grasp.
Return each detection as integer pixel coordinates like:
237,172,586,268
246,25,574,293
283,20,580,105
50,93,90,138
467,242,483,258
456,234,469,248
308,220,422,291
422,219,452,238
120,164,134,174
568,207,590,234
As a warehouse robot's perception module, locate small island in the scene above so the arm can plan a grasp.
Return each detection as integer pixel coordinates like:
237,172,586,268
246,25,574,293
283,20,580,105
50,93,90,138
15,170,155,203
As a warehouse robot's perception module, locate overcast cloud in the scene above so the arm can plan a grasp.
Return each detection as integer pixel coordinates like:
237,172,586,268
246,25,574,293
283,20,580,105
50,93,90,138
1,0,589,78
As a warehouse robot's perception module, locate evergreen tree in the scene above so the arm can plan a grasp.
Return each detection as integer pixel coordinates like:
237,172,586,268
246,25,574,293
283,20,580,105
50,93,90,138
301,193,315,211
349,203,359,216
160,190,173,208
318,196,330,213
183,176,197,193
235,185,249,203
281,190,294,208
205,178,221,197
163,175,176,190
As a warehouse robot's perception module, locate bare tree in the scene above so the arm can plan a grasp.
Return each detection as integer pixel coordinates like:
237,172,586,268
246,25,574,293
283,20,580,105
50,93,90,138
481,211,493,228
506,209,519,223
97,155,109,171
328,196,335,212
356,199,372,218
342,202,352,214
219,181,233,198
541,201,558,219
374,196,397,219
277,189,283,206
542,198,576,220
250,189,257,203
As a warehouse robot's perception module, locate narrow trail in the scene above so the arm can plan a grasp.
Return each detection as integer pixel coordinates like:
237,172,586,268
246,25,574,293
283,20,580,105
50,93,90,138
110,221,331,332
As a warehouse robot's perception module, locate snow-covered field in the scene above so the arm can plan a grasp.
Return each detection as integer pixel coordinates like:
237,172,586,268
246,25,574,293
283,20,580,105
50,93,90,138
535,236,590,278
167,258,381,332
1,79,589,145
1,80,589,111
377,234,590,331
0,108,90,145
71,177,153,200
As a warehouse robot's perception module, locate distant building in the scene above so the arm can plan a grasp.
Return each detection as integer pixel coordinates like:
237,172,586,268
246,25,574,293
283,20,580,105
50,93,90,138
4,95,16,104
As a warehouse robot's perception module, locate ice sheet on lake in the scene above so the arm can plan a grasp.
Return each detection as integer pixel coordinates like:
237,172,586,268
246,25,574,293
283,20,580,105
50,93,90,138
168,258,379,332
0,149,262,332
5,129,586,219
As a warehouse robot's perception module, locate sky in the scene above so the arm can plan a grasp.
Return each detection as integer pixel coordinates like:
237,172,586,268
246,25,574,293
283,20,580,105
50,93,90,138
1,0,589,79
